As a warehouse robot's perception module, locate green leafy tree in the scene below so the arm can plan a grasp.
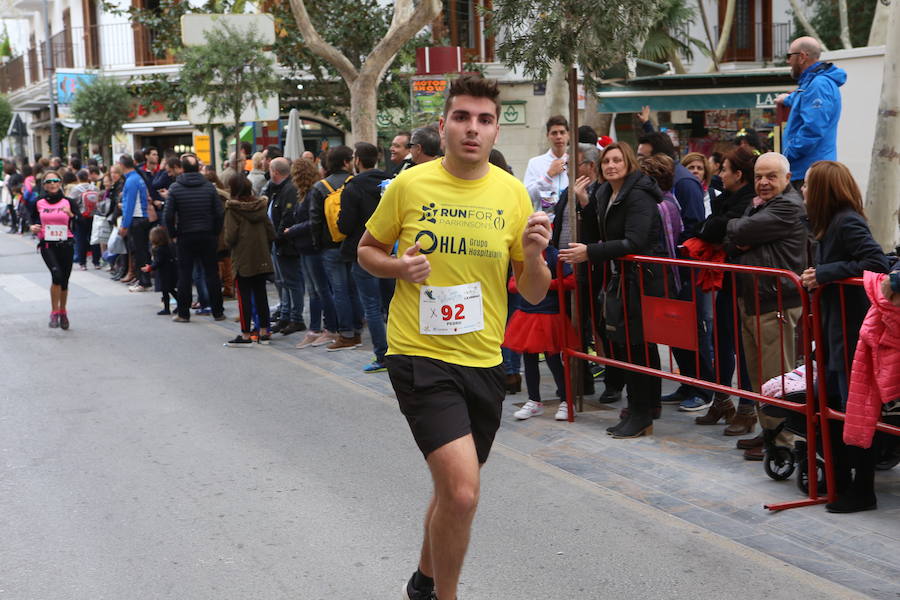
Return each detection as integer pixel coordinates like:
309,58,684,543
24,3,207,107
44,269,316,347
0,95,12,141
792,0,877,49
178,23,280,165
70,76,131,165
488,0,663,85
641,0,709,73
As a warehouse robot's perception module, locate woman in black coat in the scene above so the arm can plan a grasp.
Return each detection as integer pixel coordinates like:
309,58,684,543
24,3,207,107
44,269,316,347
560,142,666,438
694,146,758,433
799,160,891,514
800,160,891,406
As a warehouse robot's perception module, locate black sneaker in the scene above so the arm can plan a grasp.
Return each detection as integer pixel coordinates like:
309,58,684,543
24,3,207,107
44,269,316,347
258,334,271,345
225,335,255,348
157,309,171,315
280,321,306,335
403,572,433,600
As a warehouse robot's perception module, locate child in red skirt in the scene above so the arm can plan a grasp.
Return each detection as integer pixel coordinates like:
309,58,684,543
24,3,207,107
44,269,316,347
504,245,578,421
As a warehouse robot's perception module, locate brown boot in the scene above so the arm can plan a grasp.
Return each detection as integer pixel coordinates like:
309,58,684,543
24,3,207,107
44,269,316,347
695,396,735,425
724,410,757,436
506,373,522,394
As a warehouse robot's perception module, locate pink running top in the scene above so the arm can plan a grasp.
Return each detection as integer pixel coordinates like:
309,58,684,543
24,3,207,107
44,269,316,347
36,198,74,241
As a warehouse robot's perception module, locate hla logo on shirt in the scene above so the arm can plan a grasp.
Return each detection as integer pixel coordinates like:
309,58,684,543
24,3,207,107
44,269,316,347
414,230,502,259
418,201,506,231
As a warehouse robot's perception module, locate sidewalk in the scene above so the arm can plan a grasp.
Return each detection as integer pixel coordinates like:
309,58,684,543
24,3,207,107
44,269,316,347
262,317,900,599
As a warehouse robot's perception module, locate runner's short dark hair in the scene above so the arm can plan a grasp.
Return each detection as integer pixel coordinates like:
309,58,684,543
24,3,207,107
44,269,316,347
546,115,569,133
118,154,135,169
443,73,501,118
354,142,379,169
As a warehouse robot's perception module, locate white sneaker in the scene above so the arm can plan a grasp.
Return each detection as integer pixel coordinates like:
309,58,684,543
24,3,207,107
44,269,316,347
555,402,570,421
514,400,544,420
310,330,338,347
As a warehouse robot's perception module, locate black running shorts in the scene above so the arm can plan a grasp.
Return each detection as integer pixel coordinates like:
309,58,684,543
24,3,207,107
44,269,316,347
385,355,506,464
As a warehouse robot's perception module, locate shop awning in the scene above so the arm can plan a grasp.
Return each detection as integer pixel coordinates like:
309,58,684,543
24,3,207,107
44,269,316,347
597,86,792,113
240,125,255,142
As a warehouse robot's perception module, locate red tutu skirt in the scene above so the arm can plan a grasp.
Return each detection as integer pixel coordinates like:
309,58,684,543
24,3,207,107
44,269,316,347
503,311,578,354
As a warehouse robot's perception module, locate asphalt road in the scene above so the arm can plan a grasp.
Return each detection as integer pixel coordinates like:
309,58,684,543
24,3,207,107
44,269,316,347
0,232,872,600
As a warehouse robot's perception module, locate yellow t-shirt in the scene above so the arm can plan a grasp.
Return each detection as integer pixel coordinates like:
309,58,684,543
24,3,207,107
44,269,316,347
366,159,532,368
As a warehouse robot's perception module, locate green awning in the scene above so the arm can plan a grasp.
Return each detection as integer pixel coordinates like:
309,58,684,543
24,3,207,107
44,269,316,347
598,91,790,113
240,125,255,142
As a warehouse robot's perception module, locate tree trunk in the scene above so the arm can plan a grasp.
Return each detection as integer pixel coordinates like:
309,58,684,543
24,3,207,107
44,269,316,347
667,49,687,74
709,0,736,71
349,76,379,145
697,0,720,71
543,60,570,153
868,0,892,46
838,0,852,48
234,108,242,172
865,0,900,252
288,0,441,145
788,0,829,51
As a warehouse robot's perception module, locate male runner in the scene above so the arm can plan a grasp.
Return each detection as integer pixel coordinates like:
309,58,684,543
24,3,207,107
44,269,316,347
358,74,552,600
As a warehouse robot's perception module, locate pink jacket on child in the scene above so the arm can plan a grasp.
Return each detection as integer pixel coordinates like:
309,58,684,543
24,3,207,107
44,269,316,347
843,271,900,449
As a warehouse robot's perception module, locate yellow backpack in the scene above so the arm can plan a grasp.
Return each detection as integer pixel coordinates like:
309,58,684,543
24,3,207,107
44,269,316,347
322,176,352,242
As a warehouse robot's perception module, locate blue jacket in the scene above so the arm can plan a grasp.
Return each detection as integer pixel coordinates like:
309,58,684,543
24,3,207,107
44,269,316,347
783,62,847,180
672,163,704,241
121,169,148,229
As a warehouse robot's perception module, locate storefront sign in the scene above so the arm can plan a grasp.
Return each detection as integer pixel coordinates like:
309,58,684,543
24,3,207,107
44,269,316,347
194,134,211,164
410,77,449,126
597,90,790,113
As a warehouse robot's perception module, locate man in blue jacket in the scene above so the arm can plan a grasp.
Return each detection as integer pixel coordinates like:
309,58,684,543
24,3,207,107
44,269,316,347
119,154,152,291
776,36,847,188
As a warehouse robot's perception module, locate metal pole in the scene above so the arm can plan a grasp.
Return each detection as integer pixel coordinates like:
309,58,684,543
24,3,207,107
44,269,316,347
41,0,59,158
567,66,584,412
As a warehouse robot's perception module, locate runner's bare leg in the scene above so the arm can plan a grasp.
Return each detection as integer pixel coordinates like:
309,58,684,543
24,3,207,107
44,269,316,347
425,434,481,600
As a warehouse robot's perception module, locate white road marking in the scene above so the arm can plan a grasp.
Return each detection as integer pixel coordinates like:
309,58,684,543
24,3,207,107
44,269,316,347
0,274,47,302
69,269,130,296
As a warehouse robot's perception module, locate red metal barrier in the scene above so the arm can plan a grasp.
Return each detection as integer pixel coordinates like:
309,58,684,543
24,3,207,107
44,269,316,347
810,278,900,506
558,254,823,511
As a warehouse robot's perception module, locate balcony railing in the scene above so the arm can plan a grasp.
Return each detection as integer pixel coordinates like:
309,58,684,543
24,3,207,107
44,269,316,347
711,22,794,63
0,55,26,93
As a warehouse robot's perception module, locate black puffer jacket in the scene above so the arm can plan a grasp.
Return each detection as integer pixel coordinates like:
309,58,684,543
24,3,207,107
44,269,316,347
587,170,665,264
725,186,809,315
163,172,223,237
265,178,300,257
337,168,388,261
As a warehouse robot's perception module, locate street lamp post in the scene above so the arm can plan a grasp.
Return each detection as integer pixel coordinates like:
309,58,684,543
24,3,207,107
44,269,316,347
41,0,58,158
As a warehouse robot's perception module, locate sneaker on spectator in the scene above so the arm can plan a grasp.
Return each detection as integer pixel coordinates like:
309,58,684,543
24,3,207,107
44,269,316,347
555,402,569,421
225,335,254,348
129,284,150,293
514,400,544,420
195,307,211,315
280,321,307,336
257,333,271,345
295,331,321,349
311,330,338,347
326,335,361,352
213,313,226,321
661,390,688,405
363,360,386,373
172,315,190,323
678,396,712,412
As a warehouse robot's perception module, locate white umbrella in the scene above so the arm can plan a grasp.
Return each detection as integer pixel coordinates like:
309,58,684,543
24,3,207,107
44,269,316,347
283,108,303,160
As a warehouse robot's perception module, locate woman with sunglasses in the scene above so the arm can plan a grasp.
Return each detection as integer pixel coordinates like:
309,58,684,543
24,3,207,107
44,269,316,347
28,170,80,329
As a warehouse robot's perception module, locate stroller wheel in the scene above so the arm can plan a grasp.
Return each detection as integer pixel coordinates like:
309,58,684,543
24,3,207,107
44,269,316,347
764,446,795,480
797,458,827,494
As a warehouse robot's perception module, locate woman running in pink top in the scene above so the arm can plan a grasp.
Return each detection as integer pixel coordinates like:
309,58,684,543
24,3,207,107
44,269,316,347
29,170,80,329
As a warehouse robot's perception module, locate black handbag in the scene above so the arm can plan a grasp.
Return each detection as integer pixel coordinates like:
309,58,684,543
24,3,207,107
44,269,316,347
601,272,644,346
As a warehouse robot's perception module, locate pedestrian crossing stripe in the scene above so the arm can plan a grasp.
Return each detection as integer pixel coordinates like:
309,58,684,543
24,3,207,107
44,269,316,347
0,274,47,302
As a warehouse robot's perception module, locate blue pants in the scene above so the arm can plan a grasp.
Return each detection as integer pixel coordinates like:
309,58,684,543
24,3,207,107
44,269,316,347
322,248,363,337
352,262,389,362
276,253,305,323
73,216,100,266
301,253,337,332
671,284,715,400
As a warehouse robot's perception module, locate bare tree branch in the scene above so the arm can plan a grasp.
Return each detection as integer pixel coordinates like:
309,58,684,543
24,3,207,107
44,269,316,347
838,0,852,48
712,0,736,68
788,0,829,51
697,0,719,71
287,0,359,83
363,0,441,85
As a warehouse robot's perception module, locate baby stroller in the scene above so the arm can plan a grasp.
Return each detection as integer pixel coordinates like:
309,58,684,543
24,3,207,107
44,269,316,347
759,364,827,494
